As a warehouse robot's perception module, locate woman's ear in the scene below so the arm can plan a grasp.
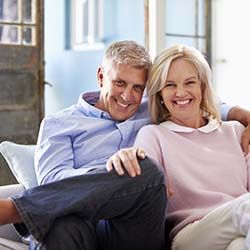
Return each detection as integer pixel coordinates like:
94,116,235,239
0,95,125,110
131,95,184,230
158,91,163,101
97,66,104,87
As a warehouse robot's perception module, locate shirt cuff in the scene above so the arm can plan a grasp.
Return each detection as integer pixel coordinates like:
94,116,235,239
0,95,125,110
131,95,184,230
219,102,234,121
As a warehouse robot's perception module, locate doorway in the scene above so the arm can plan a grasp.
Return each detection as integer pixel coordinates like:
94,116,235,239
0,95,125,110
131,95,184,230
0,0,44,184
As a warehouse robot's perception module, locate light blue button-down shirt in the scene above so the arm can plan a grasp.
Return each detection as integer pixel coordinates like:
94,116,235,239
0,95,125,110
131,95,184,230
35,91,150,184
35,91,232,185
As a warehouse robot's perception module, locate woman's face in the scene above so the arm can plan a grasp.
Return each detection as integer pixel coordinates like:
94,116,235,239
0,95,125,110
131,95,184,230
160,58,203,128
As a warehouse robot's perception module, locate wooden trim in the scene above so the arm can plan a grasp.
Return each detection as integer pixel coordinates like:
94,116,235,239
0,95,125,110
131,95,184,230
37,0,45,122
144,0,149,51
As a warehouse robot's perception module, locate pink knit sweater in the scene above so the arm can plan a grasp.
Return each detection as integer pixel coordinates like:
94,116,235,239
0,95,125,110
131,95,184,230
134,120,250,240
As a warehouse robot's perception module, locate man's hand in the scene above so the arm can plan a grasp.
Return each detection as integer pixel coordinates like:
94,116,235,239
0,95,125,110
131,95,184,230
227,107,250,155
241,125,250,155
106,147,146,177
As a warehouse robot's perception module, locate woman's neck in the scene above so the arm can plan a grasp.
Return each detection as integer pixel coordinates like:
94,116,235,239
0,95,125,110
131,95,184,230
169,115,207,129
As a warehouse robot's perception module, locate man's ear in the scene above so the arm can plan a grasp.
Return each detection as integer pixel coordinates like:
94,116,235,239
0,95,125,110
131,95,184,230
97,66,104,87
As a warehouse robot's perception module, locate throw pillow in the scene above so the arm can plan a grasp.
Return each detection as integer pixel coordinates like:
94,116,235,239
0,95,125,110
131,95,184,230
0,141,38,189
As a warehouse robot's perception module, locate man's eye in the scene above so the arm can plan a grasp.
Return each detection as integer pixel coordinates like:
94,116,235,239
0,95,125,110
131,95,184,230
134,86,144,92
115,80,125,86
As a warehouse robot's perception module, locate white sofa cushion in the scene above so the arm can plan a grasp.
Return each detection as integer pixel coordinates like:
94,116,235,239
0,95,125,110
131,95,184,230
0,141,38,189
0,237,28,250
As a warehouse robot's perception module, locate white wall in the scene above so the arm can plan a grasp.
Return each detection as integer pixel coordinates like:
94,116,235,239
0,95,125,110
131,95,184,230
212,0,250,109
44,0,145,115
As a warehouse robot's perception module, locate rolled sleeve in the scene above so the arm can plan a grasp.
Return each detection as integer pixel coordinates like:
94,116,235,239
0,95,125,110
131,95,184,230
219,102,234,121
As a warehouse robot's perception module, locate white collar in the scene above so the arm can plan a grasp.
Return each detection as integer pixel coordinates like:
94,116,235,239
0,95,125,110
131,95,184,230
160,118,221,133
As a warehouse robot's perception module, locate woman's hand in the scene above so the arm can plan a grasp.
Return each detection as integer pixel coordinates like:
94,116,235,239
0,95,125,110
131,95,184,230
106,147,146,177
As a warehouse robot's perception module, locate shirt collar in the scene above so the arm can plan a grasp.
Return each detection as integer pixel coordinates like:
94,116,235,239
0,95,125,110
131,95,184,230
77,91,112,119
160,118,221,133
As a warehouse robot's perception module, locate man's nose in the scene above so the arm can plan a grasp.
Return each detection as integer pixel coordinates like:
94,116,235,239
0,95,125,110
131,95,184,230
121,86,134,102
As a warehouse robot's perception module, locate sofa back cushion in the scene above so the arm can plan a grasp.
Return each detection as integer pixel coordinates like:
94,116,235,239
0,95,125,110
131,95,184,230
0,141,38,189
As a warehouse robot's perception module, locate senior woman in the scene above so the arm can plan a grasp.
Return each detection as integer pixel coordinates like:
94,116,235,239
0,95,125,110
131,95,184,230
107,44,250,250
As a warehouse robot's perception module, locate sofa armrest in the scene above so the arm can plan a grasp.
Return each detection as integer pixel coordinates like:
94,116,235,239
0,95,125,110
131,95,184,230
0,184,24,198
0,184,25,242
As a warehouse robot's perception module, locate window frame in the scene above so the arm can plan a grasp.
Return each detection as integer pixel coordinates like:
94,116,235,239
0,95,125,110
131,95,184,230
70,0,104,51
0,0,37,46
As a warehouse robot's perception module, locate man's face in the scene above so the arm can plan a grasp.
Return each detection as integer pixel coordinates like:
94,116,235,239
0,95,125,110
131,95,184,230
96,63,148,121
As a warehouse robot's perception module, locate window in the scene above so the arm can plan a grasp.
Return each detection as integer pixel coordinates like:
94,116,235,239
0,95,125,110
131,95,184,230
165,0,211,64
145,0,211,64
0,0,37,46
70,0,104,50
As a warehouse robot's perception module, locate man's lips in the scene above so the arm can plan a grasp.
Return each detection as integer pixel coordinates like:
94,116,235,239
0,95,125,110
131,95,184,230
117,100,129,108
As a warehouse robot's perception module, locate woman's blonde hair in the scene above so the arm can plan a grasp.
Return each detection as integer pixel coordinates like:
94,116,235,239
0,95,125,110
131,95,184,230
147,44,221,124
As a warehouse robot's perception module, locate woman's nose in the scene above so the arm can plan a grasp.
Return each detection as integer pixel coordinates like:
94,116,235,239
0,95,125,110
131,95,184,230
176,86,186,96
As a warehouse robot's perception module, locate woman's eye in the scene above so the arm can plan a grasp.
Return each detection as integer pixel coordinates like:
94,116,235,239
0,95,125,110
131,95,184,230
165,83,175,88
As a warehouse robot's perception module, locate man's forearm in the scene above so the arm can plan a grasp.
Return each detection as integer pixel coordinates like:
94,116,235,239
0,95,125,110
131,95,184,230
227,106,250,126
0,199,21,224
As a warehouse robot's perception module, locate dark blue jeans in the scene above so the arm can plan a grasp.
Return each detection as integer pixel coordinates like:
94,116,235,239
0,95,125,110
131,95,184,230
12,157,167,250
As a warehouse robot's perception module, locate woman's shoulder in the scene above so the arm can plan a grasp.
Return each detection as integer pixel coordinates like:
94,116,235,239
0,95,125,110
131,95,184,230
138,123,174,140
221,120,245,131
220,120,245,139
137,124,162,137
139,123,164,133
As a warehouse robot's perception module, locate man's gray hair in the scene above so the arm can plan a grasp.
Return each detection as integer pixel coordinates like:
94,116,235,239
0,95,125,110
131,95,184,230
102,40,152,70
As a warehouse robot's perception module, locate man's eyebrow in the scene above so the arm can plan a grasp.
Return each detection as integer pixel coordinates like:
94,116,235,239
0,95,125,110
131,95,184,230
113,77,125,82
114,78,145,86
135,82,146,87
134,83,145,88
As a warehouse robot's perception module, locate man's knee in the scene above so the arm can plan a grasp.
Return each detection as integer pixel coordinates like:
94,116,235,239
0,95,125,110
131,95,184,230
137,157,167,213
138,156,166,186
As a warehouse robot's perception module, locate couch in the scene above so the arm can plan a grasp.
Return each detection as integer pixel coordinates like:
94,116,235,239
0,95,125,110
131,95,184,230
0,141,37,249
